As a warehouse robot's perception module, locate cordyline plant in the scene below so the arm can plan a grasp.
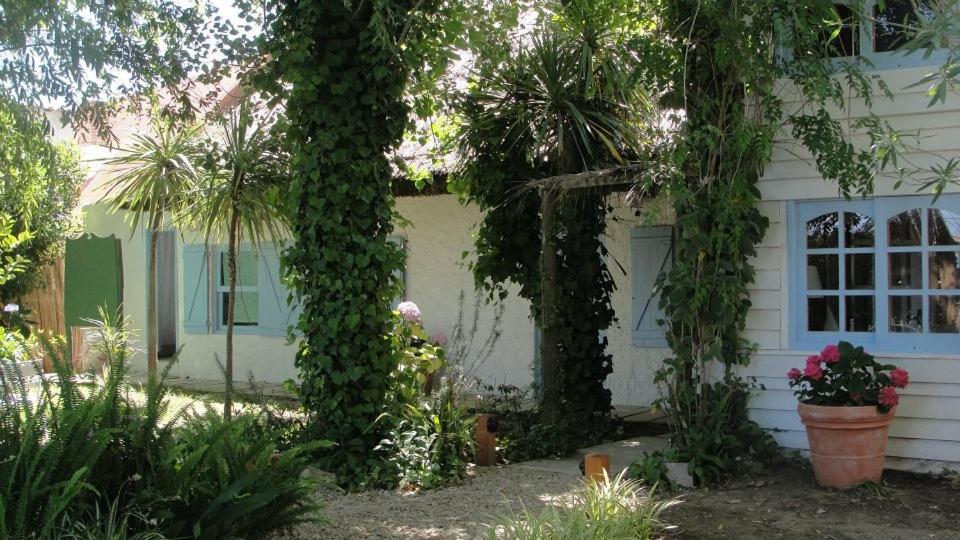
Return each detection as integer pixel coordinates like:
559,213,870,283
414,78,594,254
788,342,910,413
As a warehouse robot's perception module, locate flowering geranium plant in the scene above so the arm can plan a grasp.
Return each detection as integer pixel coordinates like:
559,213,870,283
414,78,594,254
788,341,909,413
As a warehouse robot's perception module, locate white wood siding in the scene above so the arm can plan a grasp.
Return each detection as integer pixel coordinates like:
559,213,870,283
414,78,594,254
747,65,960,470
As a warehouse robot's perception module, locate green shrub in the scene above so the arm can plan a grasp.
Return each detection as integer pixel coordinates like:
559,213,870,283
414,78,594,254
646,379,780,486
376,378,475,489
372,306,476,489
489,472,676,540
0,314,323,539
476,385,616,463
146,412,323,539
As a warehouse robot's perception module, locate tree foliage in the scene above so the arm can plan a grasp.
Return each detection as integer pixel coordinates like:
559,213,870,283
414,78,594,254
0,101,84,304
0,0,260,137
454,0,649,429
183,97,290,420
105,117,203,378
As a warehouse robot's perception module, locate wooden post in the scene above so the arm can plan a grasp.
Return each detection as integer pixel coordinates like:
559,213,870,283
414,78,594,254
475,413,498,466
583,452,611,482
540,186,561,423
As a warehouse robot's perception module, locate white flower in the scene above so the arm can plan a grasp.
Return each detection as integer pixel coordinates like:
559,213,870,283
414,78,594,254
2,304,18,314
397,301,422,323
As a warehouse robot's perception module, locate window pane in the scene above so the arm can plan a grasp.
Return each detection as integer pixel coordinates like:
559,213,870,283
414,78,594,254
845,296,875,332
928,209,960,246
807,213,839,249
889,295,923,333
930,252,960,290
888,209,923,246
220,251,259,286
930,295,960,334
807,255,839,290
808,296,840,332
889,252,922,289
845,253,874,290
844,212,875,247
874,1,933,52
222,292,259,326
823,4,860,57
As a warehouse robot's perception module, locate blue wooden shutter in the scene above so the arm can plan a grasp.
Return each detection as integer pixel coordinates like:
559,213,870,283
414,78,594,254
183,244,210,334
632,226,672,347
258,243,293,336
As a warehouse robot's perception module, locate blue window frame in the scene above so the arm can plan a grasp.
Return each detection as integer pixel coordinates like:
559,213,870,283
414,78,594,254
790,194,960,354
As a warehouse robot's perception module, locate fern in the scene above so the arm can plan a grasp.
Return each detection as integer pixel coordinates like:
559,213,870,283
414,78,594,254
1,313,324,539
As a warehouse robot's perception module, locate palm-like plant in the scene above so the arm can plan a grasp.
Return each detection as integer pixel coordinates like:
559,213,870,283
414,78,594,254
457,0,650,422
105,117,203,381
181,98,289,419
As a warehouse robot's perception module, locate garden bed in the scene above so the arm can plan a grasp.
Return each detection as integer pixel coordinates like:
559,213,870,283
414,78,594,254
284,460,960,539
663,460,959,539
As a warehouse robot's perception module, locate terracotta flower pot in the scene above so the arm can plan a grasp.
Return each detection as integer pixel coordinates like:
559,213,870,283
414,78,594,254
798,403,896,489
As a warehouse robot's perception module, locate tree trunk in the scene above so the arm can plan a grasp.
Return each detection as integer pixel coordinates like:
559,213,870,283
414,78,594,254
147,209,161,383
540,186,561,424
224,206,240,420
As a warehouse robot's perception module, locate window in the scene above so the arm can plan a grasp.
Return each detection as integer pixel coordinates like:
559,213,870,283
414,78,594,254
183,243,295,337
817,1,944,69
216,250,259,327
791,195,960,353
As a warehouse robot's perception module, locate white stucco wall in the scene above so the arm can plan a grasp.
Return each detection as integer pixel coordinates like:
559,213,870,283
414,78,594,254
81,191,672,406
397,194,670,406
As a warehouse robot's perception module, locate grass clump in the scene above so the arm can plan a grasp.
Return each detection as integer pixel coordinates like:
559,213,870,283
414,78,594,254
489,472,676,540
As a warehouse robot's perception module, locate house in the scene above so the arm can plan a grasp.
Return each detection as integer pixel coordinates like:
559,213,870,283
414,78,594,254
61,4,959,473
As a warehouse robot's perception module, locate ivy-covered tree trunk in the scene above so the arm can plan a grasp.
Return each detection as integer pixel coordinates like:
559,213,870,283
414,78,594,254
539,186,561,424
261,0,417,485
554,192,615,422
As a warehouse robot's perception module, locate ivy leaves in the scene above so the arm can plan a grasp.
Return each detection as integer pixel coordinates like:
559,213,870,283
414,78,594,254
259,0,441,489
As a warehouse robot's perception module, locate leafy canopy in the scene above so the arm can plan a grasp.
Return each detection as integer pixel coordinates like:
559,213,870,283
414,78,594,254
0,100,84,302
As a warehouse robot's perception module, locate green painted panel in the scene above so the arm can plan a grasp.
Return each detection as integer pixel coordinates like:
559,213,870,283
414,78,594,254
64,235,123,354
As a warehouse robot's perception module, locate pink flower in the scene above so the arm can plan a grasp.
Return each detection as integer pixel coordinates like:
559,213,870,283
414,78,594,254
879,386,900,407
890,368,909,389
430,332,448,346
787,368,802,381
397,301,422,323
803,363,824,381
820,344,840,364
806,354,822,367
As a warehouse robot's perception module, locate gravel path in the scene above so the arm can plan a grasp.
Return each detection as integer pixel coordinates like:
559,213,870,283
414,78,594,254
283,466,581,540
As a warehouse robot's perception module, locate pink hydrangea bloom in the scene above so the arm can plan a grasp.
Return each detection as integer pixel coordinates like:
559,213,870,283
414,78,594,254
890,368,910,389
806,354,822,367
397,301,422,323
879,386,900,407
803,363,824,381
820,344,840,364
431,332,448,346
787,368,802,381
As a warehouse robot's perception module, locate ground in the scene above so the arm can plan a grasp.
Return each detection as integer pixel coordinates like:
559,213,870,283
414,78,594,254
281,461,960,539
664,462,960,539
